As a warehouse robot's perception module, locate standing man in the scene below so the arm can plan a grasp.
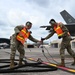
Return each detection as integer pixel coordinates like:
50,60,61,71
42,19,75,66
10,21,40,68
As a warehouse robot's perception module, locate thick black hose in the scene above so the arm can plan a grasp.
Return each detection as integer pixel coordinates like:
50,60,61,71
0,59,57,73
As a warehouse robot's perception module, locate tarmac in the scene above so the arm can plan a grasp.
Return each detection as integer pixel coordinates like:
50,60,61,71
0,47,75,75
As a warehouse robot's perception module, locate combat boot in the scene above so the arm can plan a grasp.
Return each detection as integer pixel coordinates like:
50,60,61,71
19,58,23,66
71,57,75,65
10,59,15,69
58,59,65,67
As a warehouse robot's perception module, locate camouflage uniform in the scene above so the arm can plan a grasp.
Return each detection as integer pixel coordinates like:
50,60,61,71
10,25,39,68
44,23,75,66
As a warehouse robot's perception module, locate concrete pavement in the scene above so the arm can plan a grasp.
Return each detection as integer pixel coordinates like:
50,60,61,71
0,47,75,75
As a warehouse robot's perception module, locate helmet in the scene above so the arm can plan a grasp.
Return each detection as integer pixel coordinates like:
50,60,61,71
26,21,32,26
49,19,56,24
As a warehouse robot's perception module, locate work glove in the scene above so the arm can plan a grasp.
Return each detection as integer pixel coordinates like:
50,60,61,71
41,38,45,41
41,38,45,45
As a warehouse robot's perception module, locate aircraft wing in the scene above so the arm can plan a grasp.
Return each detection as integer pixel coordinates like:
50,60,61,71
40,25,51,28
40,10,75,36
40,25,52,30
40,23,75,36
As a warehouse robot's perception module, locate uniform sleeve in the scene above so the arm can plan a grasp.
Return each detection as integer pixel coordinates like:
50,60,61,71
14,25,24,34
44,31,55,40
28,35,39,43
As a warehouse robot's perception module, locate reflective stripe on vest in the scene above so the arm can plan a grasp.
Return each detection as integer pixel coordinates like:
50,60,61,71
16,27,30,45
54,23,64,37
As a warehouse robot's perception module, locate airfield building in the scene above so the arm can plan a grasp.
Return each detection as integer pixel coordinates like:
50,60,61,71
50,38,75,48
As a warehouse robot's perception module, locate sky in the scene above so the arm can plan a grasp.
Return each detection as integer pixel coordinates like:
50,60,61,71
0,0,75,43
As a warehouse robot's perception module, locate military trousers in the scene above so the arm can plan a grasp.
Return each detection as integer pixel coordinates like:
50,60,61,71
10,34,25,60
60,40,75,59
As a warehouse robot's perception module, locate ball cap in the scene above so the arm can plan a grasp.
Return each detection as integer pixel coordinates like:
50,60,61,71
26,21,32,26
49,19,56,24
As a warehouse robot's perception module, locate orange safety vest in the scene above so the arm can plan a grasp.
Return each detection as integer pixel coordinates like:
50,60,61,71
16,27,30,45
54,23,63,36
54,23,70,37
